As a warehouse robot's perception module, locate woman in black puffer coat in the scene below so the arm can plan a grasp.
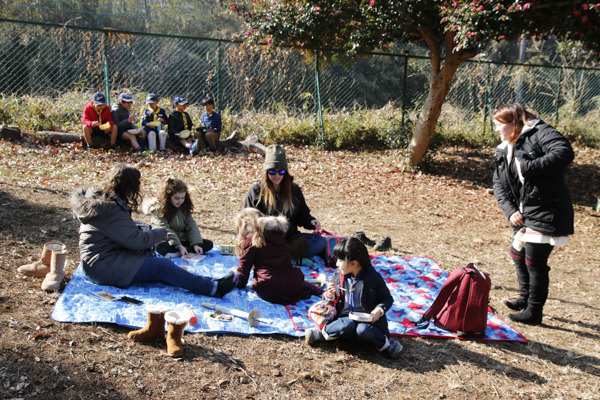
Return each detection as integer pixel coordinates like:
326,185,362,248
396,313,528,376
492,103,574,325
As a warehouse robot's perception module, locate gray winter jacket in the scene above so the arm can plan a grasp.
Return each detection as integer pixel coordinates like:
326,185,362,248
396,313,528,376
71,188,167,288
111,103,136,132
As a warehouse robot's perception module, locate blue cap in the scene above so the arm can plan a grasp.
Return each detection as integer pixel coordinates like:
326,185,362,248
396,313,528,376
146,93,158,103
173,96,187,105
93,93,106,105
118,93,134,102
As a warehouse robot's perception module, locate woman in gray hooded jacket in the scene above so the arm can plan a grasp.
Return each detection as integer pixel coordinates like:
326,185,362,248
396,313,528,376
71,164,234,297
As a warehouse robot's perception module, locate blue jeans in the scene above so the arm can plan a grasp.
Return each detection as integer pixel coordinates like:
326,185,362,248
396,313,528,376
131,257,217,296
323,316,388,350
298,233,327,258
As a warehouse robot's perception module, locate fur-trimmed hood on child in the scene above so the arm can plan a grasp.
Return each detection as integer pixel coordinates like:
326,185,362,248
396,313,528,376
259,215,289,234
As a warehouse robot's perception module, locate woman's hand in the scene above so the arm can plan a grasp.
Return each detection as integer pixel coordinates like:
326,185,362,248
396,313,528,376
325,280,336,299
193,245,203,255
370,307,383,323
510,211,524,226
311,219,322,231
177,245,188,256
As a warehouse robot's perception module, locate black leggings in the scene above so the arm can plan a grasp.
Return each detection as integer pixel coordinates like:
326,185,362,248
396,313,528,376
155,239,214,256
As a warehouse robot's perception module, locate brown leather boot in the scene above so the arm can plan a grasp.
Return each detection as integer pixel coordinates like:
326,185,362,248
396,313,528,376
128,305,170,342
18,242,66,277
41,249,66,291
165,311,187,357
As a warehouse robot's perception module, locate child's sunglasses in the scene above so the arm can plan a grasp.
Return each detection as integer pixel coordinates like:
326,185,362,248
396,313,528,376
267,169,286,176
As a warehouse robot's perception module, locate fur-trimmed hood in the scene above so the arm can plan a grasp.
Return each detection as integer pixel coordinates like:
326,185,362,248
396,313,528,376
71,187,126,223
141,197,160,216
259,215,288,233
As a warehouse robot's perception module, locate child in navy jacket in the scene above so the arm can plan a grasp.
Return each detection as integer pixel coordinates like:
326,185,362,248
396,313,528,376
304,237,402,359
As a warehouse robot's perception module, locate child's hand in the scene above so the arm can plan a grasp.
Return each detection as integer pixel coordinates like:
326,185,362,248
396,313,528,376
311,219,322,231
193,245,203,255
325,280,336,299
370,307,383,323
159,118,167,124
92,121,100,128
177,245,188,256
128,115,135,122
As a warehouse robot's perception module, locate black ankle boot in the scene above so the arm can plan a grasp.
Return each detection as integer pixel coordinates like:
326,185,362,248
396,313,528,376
503,298,528,311
508,305,543,325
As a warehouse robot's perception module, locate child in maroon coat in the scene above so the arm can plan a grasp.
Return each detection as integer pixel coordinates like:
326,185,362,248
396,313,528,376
234,208,323,305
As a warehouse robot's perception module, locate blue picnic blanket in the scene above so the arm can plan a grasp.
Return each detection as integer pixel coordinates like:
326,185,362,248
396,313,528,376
52,248,526,342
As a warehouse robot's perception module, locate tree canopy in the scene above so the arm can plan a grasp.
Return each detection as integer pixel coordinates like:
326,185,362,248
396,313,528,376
229,0,600,165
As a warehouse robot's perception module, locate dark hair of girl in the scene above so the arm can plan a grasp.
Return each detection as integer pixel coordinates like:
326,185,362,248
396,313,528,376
158,178,194,221
493,103,538,143
258,170,295,215
333,237,372,269
97,164,142,211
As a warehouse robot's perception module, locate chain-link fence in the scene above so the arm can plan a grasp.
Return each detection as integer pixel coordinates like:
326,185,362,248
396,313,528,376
2,18,600,137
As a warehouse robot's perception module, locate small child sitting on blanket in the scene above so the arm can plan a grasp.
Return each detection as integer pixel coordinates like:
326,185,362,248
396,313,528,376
304,237,403,359
234,208,324,305
146,178,214,258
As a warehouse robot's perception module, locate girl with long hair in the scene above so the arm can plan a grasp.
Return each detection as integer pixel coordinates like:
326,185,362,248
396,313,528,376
148,178,213,258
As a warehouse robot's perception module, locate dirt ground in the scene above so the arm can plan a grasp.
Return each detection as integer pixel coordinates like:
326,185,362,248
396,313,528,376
0,137,599,400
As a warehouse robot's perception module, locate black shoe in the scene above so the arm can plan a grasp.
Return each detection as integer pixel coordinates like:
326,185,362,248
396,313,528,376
353,231,376,247
503,298,527,311
508,307,542,325
215,273,236,298
374,237,392,251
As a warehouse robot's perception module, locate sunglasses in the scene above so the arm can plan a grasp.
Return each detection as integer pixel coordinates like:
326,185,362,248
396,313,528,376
267,169,286,176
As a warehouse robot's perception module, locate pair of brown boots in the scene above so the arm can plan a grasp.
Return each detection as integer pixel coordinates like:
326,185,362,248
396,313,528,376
128,306,188,357
18,241,67,291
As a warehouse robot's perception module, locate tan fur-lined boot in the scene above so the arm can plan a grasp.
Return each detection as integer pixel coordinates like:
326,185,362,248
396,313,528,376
128,305,170,342
41,249,66,291
165,311,187,357
18,242,66,277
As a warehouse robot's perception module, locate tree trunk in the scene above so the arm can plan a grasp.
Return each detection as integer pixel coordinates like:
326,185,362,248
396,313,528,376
407,52,469,166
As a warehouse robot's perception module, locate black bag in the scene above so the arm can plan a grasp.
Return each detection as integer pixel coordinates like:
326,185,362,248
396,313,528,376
134,220,156,256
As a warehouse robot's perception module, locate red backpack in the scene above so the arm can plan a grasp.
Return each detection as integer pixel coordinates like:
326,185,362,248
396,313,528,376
417,263,491,339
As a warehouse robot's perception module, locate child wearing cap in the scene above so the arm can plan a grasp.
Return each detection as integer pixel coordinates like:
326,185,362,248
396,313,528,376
111,93,147,153
167,96,195,154
141,94,168,151
200,97,222,151
81,93,118,150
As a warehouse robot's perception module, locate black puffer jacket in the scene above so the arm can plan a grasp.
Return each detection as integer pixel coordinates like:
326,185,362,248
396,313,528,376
493,121,574,236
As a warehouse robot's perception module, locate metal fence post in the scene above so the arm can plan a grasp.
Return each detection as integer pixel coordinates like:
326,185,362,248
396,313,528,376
102,31,111,106
487,62,494,136
555,67,563,124
401,54,408,132
217,41,222,113
314,51,324,146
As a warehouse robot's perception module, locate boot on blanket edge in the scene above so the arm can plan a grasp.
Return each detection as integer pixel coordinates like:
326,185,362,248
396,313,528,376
215,272,236,298
128,305,170,342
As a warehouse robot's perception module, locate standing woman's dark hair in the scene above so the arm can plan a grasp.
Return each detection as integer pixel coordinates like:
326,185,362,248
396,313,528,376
159,178,194,221
333,237,372,269
97,164,142,211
